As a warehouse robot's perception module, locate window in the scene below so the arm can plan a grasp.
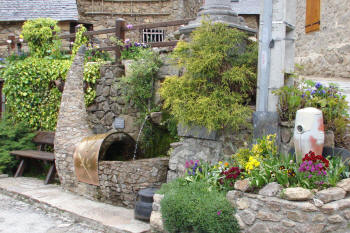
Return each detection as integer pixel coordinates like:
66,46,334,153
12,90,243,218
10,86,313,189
142,29,165,43
305,0,320,33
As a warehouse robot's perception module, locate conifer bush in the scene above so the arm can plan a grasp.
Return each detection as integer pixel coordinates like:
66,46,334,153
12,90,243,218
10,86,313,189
160,21,258,131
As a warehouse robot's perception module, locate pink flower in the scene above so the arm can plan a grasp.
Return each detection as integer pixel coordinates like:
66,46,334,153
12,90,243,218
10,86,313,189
217,211,222,216
185,161,190,168
127,24,133,29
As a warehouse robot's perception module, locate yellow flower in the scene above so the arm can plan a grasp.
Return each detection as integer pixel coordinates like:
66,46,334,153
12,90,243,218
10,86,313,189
218,161,223,165
19,34,23,39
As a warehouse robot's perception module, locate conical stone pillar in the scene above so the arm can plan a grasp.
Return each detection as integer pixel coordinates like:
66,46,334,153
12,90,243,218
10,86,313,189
54,46,93,191
180,0,255,35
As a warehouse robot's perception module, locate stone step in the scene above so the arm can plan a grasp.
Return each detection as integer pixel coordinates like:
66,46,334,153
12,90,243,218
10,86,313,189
0,177,150,233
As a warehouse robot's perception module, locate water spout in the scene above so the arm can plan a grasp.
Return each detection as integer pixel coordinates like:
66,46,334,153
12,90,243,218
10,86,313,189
133,115,149,160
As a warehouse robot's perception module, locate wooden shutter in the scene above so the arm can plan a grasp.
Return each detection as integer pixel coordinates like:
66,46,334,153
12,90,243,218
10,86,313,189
305,0,321,33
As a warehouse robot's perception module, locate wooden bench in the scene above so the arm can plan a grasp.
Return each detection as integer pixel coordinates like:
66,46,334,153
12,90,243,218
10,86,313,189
10,131,56,185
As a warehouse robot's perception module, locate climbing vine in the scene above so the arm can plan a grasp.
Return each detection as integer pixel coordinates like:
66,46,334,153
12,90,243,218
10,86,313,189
3,20,104,130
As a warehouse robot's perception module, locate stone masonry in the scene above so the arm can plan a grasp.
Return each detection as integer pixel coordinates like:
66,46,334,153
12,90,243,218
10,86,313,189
151,179,350,233
295,0,350,78
87,54,180,140
167,125,253,182
77,0,203,47
86,64,141,140
55,50,174,208
78,158,169,208
54,45,93,191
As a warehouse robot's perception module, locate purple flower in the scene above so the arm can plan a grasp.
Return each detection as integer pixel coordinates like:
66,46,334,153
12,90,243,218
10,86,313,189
302,93,306,98
310,166,315,172
315,82,322,89
318,171,322,175
308,175,313,179
126,24,133,29
217,211,222,216
323,170,327,175
192,171,196,176
190,160,194,165
321,89,326,95
311,90,316,95
125,38,130,44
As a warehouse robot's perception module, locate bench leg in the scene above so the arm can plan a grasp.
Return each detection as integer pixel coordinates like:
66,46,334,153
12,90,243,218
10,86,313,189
14,159,25,177
44,162,56,185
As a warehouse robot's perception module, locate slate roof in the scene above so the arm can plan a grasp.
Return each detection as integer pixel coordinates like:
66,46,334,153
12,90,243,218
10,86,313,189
0,0,78,22
231,0,262,15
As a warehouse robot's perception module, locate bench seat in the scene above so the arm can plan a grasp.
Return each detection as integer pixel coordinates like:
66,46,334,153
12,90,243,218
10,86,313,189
10,150,54,161
10,131,56,185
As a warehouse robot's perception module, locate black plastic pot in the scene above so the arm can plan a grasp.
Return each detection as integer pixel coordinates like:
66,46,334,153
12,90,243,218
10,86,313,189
134,188,158,222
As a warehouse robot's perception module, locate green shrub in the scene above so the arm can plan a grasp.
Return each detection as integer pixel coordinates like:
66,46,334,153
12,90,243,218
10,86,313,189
21,18,61,57
160,21,257,131
0,116,36,174
3,57,70,130
121,49,162,113
3,24,104,130
120,50,178,158
159,180,240,233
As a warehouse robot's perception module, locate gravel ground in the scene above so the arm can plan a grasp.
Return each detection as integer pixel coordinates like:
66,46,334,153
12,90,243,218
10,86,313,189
0,193,102,233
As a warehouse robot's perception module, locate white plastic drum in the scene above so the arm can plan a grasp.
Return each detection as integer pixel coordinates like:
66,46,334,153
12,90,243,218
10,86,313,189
294,107,325,162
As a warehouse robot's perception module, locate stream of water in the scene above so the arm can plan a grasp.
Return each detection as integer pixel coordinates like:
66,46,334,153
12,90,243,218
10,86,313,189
132,115,149,160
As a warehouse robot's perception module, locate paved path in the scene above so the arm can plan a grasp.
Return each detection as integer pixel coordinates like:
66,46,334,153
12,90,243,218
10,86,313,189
0,177,149,233
0,193,98,233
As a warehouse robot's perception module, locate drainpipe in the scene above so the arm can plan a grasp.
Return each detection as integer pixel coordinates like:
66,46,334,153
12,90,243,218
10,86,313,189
253,0,279,139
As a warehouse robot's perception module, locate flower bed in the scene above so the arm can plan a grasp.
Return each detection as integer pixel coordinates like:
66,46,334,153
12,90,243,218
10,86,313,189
153,134,350,232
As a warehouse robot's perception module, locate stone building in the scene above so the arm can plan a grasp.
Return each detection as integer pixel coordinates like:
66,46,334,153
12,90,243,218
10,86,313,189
0,0,79,57
295,0,350,78
231,0,350,79
77,0,203,45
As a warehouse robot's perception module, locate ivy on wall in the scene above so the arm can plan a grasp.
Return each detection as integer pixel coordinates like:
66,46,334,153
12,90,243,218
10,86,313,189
2,19,103,131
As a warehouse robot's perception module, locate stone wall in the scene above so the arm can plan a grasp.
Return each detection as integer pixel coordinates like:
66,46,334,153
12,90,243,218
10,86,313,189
87,54,180,140
295,0,350,78
55,46,93,191
151,179,350,233
77,0,202,46
55,50,176,207
167,124,253,182
86,64,140,139
77,158,169,208
228,180,350,233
